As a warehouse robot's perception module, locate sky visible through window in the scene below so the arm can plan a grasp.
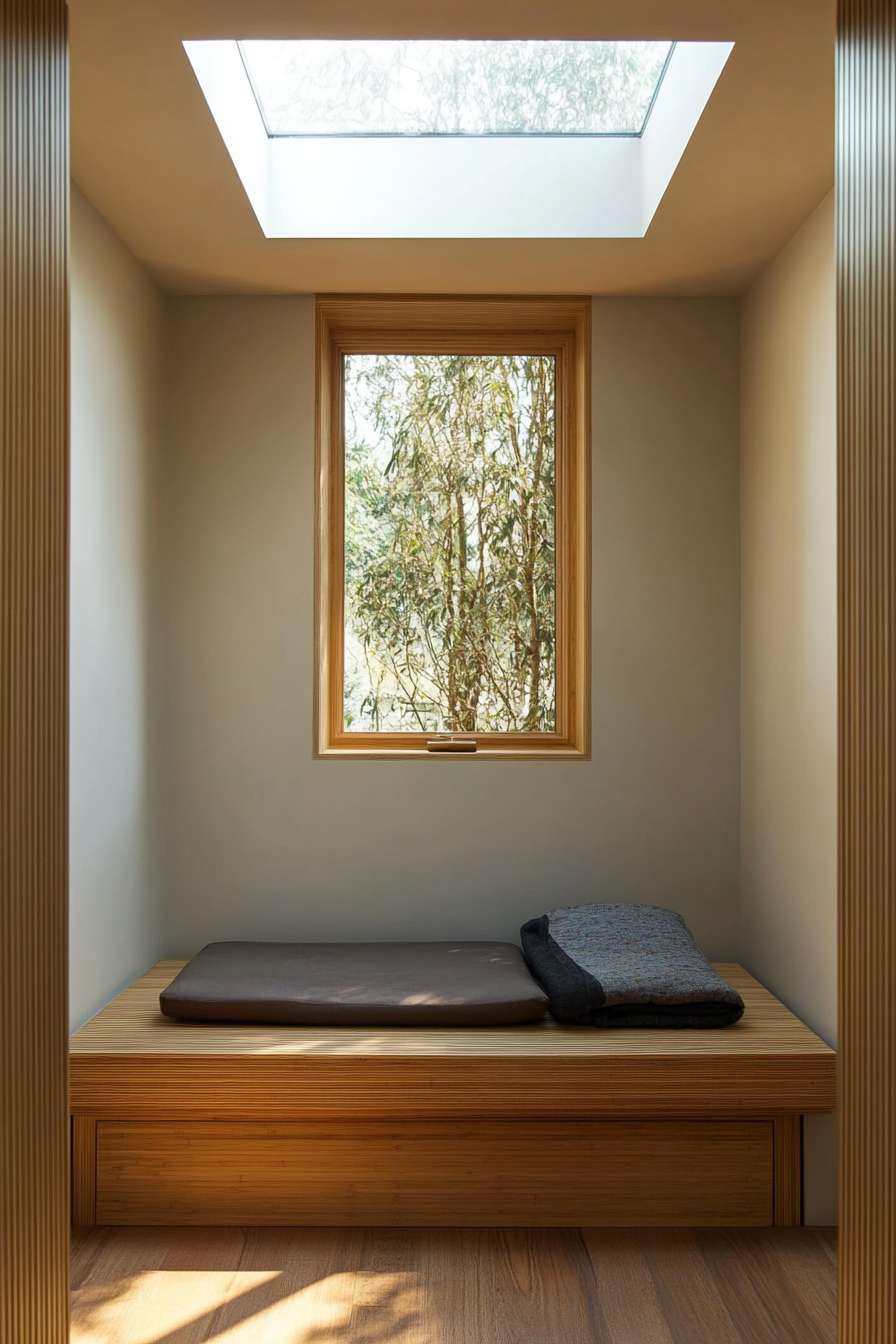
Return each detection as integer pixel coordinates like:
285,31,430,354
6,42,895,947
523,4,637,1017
239,40,673,137
343,353,556,734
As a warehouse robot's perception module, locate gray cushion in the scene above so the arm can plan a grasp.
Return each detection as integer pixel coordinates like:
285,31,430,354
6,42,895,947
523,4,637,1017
160,940,549,1026
521,903,745,1028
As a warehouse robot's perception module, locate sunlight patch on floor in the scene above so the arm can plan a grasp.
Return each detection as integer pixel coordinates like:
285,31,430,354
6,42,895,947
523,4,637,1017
71,1268,421,1344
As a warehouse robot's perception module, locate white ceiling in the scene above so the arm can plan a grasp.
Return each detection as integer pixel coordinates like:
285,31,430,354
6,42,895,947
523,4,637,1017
70,0,834,296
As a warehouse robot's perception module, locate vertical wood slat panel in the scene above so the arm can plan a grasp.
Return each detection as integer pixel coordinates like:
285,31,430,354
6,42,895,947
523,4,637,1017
837,3,896,1341
0,2,70,1343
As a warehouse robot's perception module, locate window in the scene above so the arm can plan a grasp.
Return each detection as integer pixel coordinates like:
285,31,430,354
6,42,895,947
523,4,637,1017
315,297,590,758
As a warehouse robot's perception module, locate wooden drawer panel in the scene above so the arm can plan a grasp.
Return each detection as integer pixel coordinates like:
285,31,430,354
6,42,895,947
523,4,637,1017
96,1119,774,1227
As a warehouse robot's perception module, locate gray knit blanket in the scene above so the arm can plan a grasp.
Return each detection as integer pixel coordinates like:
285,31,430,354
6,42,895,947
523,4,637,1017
520,902,744,1028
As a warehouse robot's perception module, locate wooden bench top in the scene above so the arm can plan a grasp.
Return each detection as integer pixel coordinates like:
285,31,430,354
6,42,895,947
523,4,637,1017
73,960,831,1058
70,960,836,1120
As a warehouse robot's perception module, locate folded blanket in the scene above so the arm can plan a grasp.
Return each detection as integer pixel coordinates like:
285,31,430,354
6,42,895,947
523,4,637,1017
520,903,745,1028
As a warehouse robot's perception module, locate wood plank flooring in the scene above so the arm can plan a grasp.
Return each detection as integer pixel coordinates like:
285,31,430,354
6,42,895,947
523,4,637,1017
70,1225,837,1343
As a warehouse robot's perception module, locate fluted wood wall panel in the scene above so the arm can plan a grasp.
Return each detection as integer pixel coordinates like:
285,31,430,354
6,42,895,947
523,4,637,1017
837,3,896,1341
0,2,70,1342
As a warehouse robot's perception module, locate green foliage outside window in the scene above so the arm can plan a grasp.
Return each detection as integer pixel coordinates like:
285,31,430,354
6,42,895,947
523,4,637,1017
344,353,556,733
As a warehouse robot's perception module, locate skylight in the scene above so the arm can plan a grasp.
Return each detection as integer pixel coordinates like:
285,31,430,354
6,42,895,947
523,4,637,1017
184,39,734,238
238,40,673,138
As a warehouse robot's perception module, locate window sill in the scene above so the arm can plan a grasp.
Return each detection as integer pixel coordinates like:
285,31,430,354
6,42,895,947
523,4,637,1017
315,737,590,761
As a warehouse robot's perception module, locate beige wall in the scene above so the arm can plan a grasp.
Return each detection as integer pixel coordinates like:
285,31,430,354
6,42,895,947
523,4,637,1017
740,191,837,1224
69,186,166,1029
164,296,741,956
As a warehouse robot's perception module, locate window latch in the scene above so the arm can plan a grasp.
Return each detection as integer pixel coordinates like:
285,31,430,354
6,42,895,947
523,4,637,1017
426,736,477,753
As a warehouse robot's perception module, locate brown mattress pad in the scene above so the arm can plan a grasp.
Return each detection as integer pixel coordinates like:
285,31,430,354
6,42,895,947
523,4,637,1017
159,940,549,1026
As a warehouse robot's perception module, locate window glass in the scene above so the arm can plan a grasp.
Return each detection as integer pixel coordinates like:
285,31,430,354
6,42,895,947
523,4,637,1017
239,40,672,137
343,353,556,733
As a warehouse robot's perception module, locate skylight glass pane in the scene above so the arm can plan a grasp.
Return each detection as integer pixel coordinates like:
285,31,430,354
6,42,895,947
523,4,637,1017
239,40,672,137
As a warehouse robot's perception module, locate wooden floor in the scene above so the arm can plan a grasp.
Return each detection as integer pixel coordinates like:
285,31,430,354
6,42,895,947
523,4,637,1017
71,1225,837,1344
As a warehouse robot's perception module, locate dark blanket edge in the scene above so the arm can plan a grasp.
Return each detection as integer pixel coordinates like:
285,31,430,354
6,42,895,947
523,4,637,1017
520,915,606,1019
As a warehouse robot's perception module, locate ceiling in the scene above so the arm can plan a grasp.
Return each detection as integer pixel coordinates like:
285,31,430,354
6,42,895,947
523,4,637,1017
70,0,834,297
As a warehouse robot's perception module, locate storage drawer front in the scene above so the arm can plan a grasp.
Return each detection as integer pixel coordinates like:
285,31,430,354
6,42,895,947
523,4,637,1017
96,1119,773,1227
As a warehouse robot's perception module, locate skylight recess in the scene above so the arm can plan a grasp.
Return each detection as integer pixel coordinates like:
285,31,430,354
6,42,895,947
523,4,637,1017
238,40,673,138
184,39,734,237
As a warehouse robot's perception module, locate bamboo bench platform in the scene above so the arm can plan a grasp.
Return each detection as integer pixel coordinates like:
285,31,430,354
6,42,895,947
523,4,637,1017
70,959,836,1230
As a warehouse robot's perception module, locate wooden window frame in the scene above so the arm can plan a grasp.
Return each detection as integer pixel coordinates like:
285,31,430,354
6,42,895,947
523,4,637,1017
314,295,591,759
